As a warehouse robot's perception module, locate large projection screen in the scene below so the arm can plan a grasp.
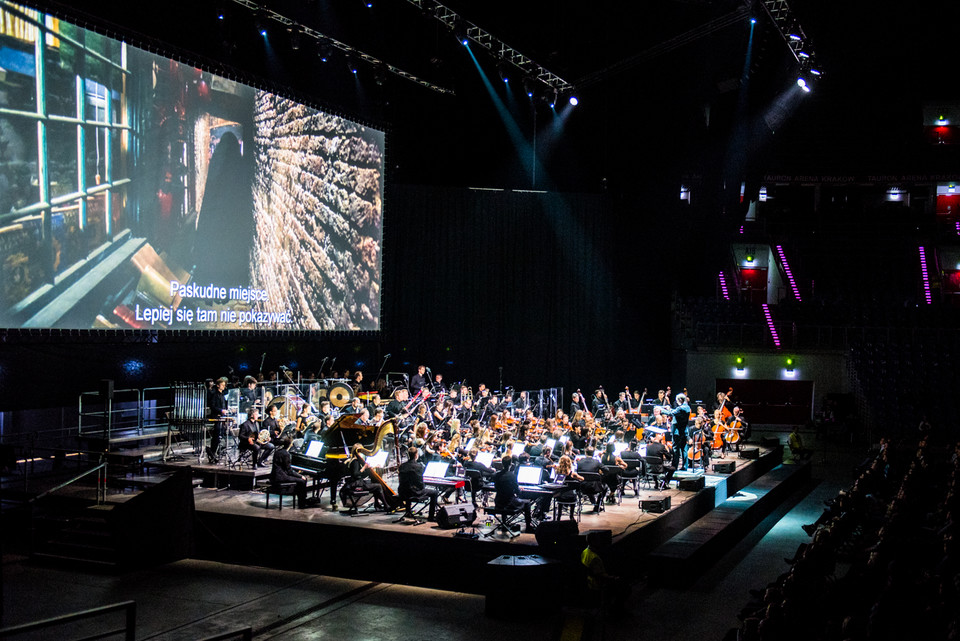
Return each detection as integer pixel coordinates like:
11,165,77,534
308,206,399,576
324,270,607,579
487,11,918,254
0,3,384,331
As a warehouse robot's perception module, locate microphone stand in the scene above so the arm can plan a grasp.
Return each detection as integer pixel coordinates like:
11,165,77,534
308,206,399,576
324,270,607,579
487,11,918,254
375,353,391,392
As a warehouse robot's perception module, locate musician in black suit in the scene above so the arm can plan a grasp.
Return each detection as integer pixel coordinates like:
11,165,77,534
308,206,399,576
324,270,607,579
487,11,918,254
493,456,533,532
271,436,307,506
344,443,388,510
646,434,676,490
384,387,409,419
570,392,584,419
397,447,438,520
410,365,429,393
575,446,606,511
239,376,260,414
206,376,230,462
238,407,274,468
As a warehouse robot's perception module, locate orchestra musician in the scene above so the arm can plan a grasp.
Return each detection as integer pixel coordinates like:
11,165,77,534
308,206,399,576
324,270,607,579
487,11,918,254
430,373,446,395
397,446,438,521
270,436,307,507
344,443,389,511
646,433,676,490
351,371,364,395
600,442,627,501
239,376,260,414
725,406,748,452
261,404,282,445
663,393,691,470
493,456,533,533
238,407,274,468
576,446,606,512
410,365,429,393
591,390,607,417
384,387,409,419
344,397,363,415
206,376,230,463
570,392,583,419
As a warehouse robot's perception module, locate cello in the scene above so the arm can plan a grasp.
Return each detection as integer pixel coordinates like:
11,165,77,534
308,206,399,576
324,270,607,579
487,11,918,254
687,417,705,467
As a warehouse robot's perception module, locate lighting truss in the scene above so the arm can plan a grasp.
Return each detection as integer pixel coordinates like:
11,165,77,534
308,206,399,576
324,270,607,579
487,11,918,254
759,0,820,74
404,0,574,94
230,0,455,95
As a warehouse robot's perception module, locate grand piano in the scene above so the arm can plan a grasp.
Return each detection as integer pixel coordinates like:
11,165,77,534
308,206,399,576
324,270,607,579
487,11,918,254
290,413,397,505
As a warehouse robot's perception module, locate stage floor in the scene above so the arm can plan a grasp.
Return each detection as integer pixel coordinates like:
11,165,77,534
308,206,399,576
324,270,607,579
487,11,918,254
187,447,774,545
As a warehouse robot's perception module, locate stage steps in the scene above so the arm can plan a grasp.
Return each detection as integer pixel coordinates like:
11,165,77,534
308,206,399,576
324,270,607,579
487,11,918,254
32,503,120,570
646,462,812,583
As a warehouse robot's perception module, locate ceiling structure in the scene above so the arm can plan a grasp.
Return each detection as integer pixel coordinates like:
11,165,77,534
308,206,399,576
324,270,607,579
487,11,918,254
19,0,960,192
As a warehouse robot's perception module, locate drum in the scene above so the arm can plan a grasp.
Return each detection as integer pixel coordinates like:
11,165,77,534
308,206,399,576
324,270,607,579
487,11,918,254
328,383,354,408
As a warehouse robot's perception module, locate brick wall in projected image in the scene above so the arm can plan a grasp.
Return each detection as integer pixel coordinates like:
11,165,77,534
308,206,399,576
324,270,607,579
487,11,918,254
251,93,384,331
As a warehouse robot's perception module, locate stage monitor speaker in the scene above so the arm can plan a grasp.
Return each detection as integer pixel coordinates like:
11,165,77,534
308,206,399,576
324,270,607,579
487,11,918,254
100,378,114,400
740,447,760,459
640,497,671,513
713,461,736,474
679,476,705,491
437,503,476,529
535,520,578,548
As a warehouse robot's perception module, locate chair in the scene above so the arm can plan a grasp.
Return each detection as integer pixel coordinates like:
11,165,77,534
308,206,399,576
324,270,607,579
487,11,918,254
265,482,298,510
618,458,642,500
464,469,491,507
339,481,376,516
642,456,667,490
553,480,582,522
602,465,623,505
578,471,605,513
482,505,524,538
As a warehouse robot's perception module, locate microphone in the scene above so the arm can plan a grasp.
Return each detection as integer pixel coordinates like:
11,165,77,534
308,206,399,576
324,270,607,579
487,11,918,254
384,353,391,359
279,365,289,371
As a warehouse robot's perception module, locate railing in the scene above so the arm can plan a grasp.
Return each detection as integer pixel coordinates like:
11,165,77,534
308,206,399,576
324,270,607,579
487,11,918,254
28,457,108,505
78,388,141,439
0,600,135,641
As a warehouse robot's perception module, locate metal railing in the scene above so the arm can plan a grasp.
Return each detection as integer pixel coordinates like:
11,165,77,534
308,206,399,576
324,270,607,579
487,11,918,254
199,628,253,641
0,600,135,641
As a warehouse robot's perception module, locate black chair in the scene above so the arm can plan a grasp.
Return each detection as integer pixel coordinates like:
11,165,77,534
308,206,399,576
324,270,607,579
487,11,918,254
482,505,524,538
578,471,606,513
264,482,298,510
553,479,582,522
642,456,667,490
618,458,642,500
464,469,491,507
339,480,376,516
601,465,624,505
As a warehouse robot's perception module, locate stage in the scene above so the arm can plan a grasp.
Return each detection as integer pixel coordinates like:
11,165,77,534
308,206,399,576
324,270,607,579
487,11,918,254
176,444,801,594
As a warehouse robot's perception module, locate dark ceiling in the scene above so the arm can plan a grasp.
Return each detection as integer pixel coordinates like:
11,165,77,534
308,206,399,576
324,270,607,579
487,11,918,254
24,0,960,192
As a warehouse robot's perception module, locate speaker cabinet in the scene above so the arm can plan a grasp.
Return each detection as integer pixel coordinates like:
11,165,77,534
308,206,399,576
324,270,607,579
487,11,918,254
678,476,705,491
640,497,671,513
740,447,760,459
713,461,736,474
436,503,476,529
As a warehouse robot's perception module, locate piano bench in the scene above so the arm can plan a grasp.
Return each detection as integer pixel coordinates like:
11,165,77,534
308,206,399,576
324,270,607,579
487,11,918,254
482,507,523,538
265,482,299,510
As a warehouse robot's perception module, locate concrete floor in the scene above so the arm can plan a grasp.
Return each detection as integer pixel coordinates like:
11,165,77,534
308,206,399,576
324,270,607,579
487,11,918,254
0,429,862,641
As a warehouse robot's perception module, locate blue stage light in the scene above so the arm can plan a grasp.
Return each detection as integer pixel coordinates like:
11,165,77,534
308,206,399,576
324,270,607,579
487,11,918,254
569,96,579,106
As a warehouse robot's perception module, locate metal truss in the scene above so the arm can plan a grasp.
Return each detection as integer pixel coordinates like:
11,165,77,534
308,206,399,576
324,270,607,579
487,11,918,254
405,0,575,94
759,0,820,74
230,0,455,95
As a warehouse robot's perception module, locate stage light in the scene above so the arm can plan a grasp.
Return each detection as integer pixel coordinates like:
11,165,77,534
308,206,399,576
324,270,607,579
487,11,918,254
523,77,535,98
498,64,510,83
751,18,757,24
797,77,810,92
453,19,468,46
745,253,754,262
798,51,810,59
569,95,579,106
788,33,801,41
809,68,821,76
786,357,793,366
288,26,301,50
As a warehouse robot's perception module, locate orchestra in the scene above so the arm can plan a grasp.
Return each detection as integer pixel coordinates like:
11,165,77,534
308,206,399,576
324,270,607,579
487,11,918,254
191,362,754,530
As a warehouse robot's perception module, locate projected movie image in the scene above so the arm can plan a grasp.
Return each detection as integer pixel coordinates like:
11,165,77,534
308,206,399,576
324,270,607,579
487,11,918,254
0,2,384,331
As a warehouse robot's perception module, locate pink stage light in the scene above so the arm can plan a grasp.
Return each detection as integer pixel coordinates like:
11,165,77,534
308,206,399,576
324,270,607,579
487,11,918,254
762,303,781,348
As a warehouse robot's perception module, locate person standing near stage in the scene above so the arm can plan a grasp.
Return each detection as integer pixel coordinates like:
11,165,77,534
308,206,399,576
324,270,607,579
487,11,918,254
664,393,691,470
410,365,429,393
207,376,230,463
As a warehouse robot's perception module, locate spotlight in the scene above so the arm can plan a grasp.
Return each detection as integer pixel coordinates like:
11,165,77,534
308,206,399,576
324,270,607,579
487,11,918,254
797,77,810,92
346,55,358,75
522,77,535,98
453,19,468,46
809,68,821,76
253,9,268,37
569,95,579,106
288,26,302,50
750,18,756,24
498,64,510,83
317,43,331,62
546,87,558,108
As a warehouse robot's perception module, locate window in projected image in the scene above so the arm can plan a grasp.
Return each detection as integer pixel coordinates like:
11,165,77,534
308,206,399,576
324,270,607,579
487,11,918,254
0,2,384,331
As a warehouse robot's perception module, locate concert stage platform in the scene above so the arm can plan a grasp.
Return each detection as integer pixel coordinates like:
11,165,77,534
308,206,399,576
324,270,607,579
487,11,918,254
184,444,802,594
